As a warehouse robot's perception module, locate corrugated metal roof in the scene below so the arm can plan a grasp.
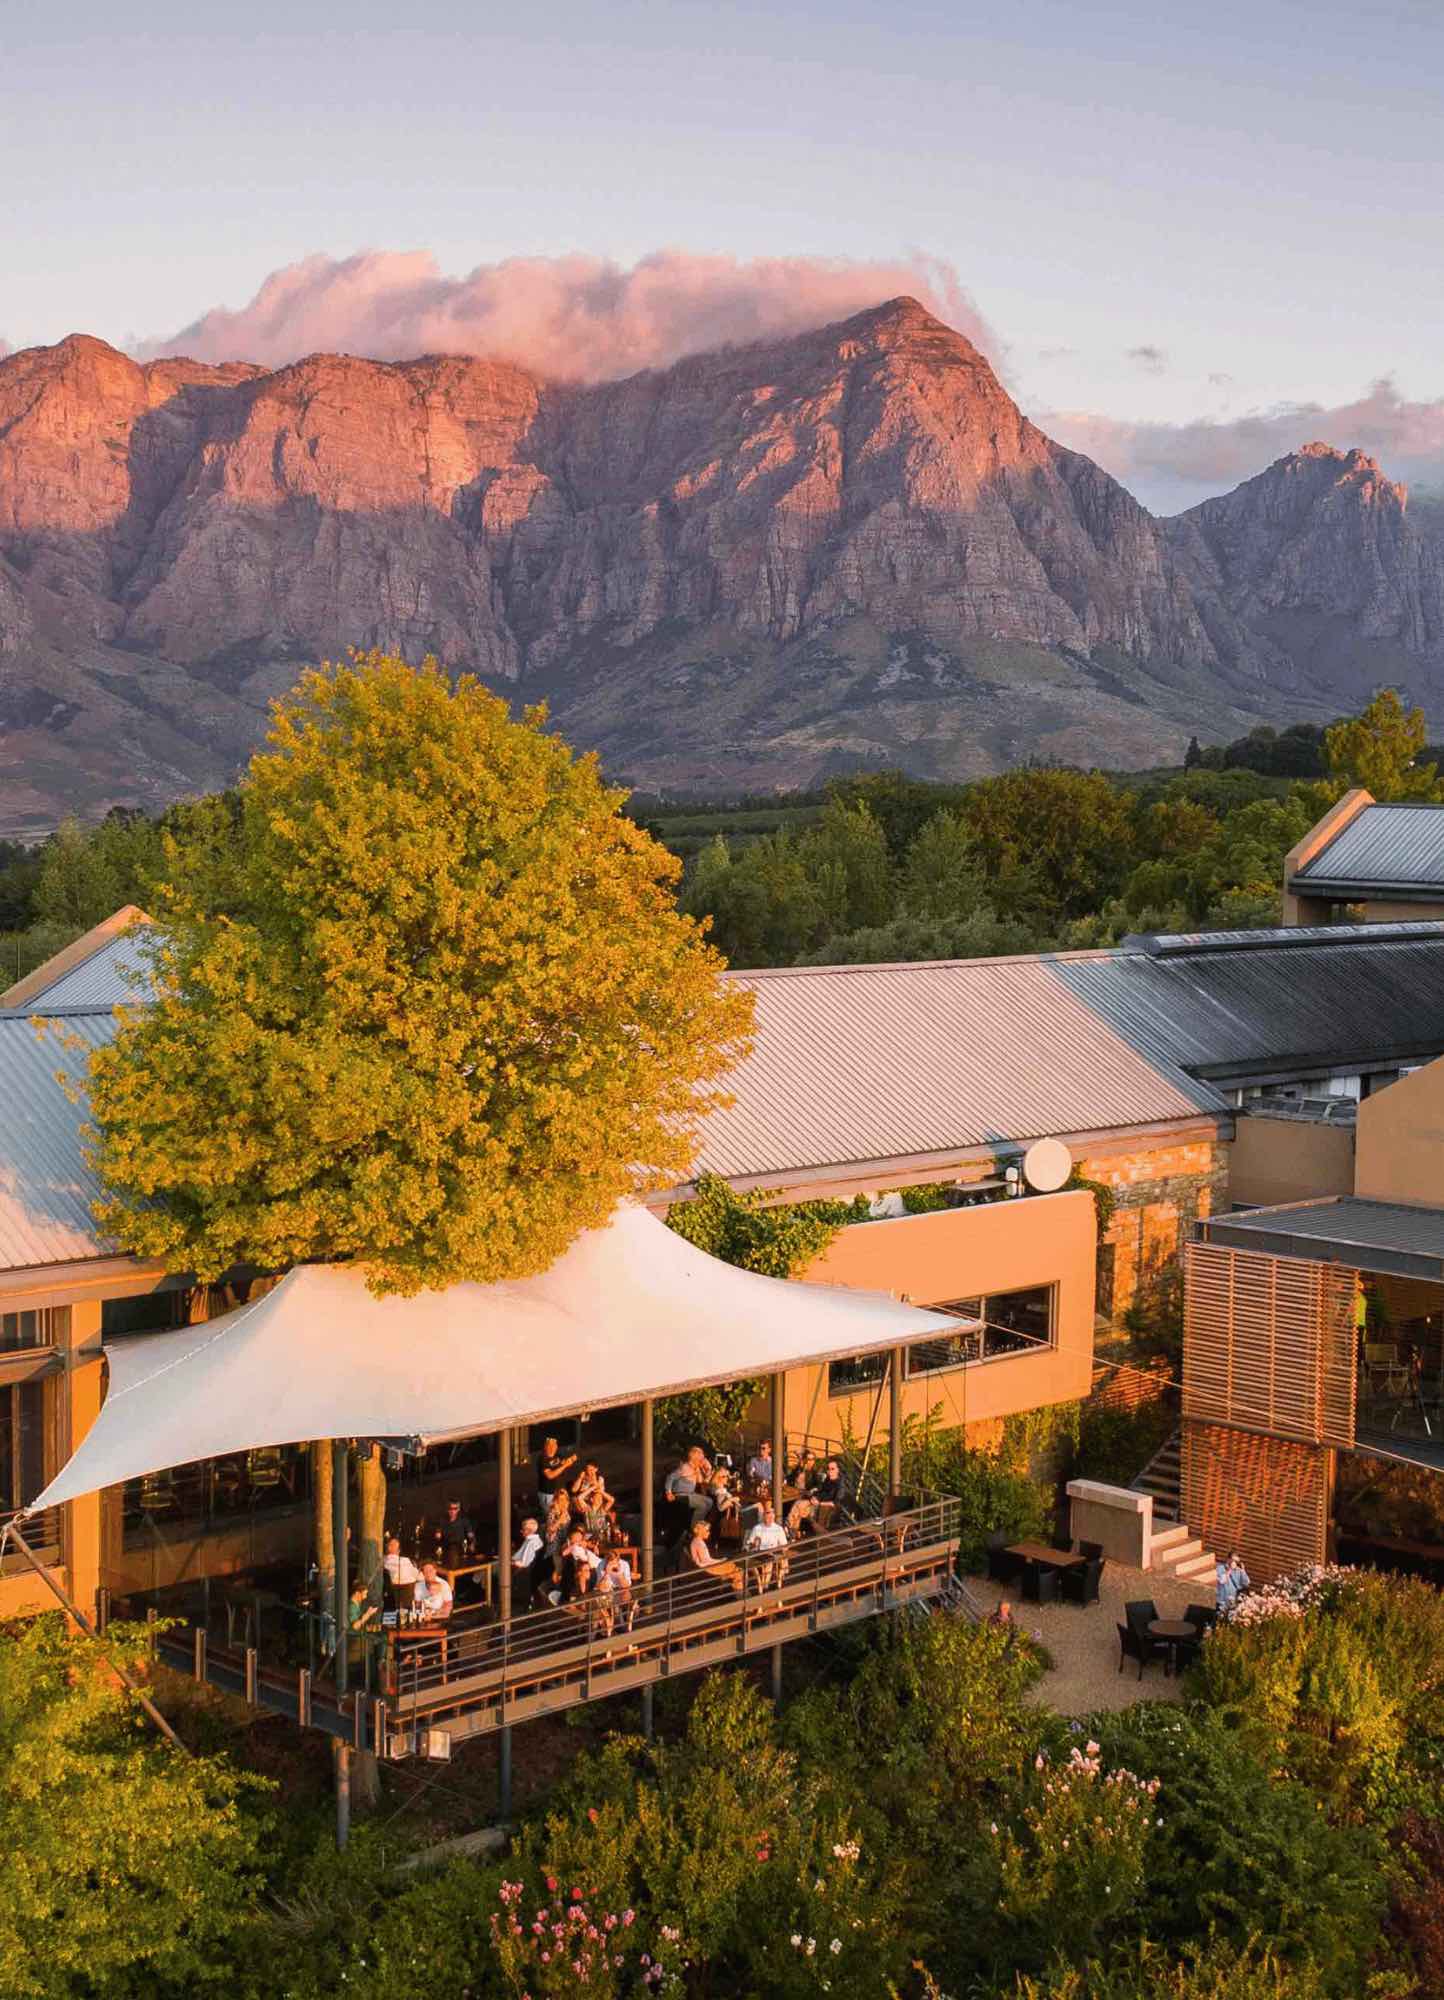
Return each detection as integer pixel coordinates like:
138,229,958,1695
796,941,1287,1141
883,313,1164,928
26,930,155,1009
1054,924,1444,1081
1293,803,1444,892
694,956,1219,1181
0,1010,119,1271
1201,1198,1444,1281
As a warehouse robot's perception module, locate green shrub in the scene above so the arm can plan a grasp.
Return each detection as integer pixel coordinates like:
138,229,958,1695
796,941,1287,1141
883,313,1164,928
1012,1937,1338,1998
1071,1396,1175,1488
1085,1705,1386,1993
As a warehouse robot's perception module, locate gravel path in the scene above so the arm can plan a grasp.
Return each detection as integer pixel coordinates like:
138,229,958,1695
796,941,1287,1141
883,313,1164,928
963,1560,1210,1716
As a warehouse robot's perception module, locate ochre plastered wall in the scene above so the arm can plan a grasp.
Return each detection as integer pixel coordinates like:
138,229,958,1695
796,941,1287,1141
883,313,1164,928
1356,1055,1444,1208
1228,1116,1355,1209
788,1190,1095,1443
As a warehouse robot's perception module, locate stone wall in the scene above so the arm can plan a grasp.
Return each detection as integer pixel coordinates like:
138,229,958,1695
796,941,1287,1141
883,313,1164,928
1074,1138,1229,1321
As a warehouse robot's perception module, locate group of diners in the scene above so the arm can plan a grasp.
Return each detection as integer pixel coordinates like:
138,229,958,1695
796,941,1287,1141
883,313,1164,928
349,1434,864,1652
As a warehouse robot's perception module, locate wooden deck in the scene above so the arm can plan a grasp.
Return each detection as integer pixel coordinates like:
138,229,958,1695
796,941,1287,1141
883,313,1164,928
156,1499,962,1756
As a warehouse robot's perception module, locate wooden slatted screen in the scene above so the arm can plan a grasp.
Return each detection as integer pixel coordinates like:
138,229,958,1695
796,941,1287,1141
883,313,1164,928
1183,1242,1356,1448
1181,1419,1329,1583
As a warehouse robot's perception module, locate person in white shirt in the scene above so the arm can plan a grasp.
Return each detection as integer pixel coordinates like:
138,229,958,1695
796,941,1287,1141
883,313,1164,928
413,1562,454,1621
511,1518,544,1610
383,1536,419,1588
743,1502,790,1593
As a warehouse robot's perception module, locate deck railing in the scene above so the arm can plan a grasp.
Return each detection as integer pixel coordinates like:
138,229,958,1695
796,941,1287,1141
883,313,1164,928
156,1492,963,1749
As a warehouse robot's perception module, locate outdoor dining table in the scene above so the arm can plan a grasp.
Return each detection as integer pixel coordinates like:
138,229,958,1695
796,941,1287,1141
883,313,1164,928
1148,1616,1199,1675
435,1556,495,1606
1006,1541,1085,1569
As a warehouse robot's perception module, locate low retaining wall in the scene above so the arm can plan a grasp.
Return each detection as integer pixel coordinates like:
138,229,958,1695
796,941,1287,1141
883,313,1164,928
1066,1479,1153,1568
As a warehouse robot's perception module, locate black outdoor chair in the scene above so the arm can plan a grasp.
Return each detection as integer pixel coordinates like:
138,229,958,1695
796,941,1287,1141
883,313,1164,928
1124,1598,1169,1676
985,1533,1023,1584
1117,1621,1157,1680
1061,1556,1103,1606
1022,1562,1059,1604
1078,1540,1104,1561
1177,1601,1217,1669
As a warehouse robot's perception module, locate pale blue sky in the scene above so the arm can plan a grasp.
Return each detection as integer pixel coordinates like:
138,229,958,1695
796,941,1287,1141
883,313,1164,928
6,0,1443,502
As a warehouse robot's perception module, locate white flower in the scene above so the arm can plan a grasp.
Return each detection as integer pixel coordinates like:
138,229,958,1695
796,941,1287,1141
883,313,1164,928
790,1934,802,1949
831,1939,842,1954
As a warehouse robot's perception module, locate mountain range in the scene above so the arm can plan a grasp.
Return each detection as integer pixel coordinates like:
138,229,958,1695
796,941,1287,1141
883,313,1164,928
2,297,1442,836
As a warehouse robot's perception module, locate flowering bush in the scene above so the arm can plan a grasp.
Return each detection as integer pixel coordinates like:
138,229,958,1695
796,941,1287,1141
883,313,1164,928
971,1741,1157,1977
488,1874,659,1997
1222,1563,1360,1627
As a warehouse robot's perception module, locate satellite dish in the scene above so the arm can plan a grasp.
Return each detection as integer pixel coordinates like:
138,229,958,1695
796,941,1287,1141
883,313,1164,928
1022,1137,1072,1193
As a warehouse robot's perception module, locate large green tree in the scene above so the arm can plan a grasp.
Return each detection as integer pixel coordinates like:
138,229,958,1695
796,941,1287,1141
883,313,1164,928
1323,687,1444,801
87,653,752,1295
0,1616,268,1999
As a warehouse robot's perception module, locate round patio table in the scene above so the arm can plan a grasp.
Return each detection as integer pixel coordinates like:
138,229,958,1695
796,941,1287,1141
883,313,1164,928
1148,1616,1199,1676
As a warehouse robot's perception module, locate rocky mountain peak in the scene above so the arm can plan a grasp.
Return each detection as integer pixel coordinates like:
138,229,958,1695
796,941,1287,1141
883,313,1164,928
1,308,1443,834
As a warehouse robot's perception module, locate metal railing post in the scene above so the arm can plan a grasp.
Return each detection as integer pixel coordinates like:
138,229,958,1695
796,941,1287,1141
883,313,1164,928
245,1647,258,1706
193,1626,206,1682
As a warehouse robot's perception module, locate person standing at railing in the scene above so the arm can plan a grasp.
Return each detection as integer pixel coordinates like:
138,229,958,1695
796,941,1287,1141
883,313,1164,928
594,1547,635,1645
536,1435,578,1518
511,1517,544,1611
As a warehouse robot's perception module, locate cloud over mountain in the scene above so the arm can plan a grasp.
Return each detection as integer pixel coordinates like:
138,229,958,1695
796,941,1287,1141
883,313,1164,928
137,248,997,382
1047,377,1444,513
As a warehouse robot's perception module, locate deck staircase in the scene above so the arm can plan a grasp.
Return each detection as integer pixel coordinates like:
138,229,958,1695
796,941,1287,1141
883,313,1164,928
1131,1430,1216,1585
1131,1429,1182,1521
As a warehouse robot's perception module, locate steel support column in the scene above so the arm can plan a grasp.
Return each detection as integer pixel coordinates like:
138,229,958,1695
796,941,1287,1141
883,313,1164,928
332,1440,349,1701
641,1397,655,1738
771,1371,785,1707
497,1425,513,1816
889,1346,904,1497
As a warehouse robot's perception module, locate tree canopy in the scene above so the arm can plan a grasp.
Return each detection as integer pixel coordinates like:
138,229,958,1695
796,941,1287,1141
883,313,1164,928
86,653,752,1294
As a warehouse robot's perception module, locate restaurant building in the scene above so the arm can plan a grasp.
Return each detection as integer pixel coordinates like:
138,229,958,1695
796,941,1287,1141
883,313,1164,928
7,908,1444,1630
1183,1052,1444,1582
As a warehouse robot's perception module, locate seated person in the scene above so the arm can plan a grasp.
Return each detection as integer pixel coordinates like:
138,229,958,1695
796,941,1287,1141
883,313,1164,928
511,1517,544,1609
743,1501,790,1591
664,1451,712,1525
709,1467,742,1531
784,1494,818,1538
413,1562,454,1622
383,1535,419,1589
746,1439,775,1491
682,1518,743,1593
787,1449,819,1494
813,1457,851,1522
571,1458,602,1498
557,1527,602,1606
594,1548,635,1638
536,1435,578,1517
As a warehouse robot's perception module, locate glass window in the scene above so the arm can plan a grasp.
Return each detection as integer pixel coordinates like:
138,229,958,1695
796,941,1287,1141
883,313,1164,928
0,1307,68,1353
904,1286,1054,1377
103,1290,195,1338
828,1353,888,1397
0,1380,47,1512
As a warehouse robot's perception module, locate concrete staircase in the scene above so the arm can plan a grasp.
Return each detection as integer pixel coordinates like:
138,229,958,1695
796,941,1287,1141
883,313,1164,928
1147,1520,1217,1584
1132,1430,1217,1584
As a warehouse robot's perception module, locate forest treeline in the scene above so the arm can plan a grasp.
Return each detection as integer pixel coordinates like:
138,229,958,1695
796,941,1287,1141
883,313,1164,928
2,693,1441,985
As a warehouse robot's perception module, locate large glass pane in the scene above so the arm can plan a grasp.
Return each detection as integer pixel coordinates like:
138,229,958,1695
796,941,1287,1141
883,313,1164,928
0,1381,47,1510
828,1353,888,1397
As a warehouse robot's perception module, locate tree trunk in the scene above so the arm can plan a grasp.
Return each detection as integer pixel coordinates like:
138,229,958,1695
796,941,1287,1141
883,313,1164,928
356,1445,387,1602
351,1445,388,1811
312,1441,334,1616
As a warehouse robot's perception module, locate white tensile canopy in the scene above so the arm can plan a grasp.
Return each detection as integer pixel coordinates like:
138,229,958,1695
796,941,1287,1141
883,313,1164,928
32,1205,962,1512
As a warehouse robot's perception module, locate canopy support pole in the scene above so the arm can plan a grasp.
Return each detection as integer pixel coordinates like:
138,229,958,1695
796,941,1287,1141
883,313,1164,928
640,1397,654,1740
497,1426,513,1819
331,1438,351,1852
0,1520,188,1755
770,1371,785,1708
889,1347,904,1498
